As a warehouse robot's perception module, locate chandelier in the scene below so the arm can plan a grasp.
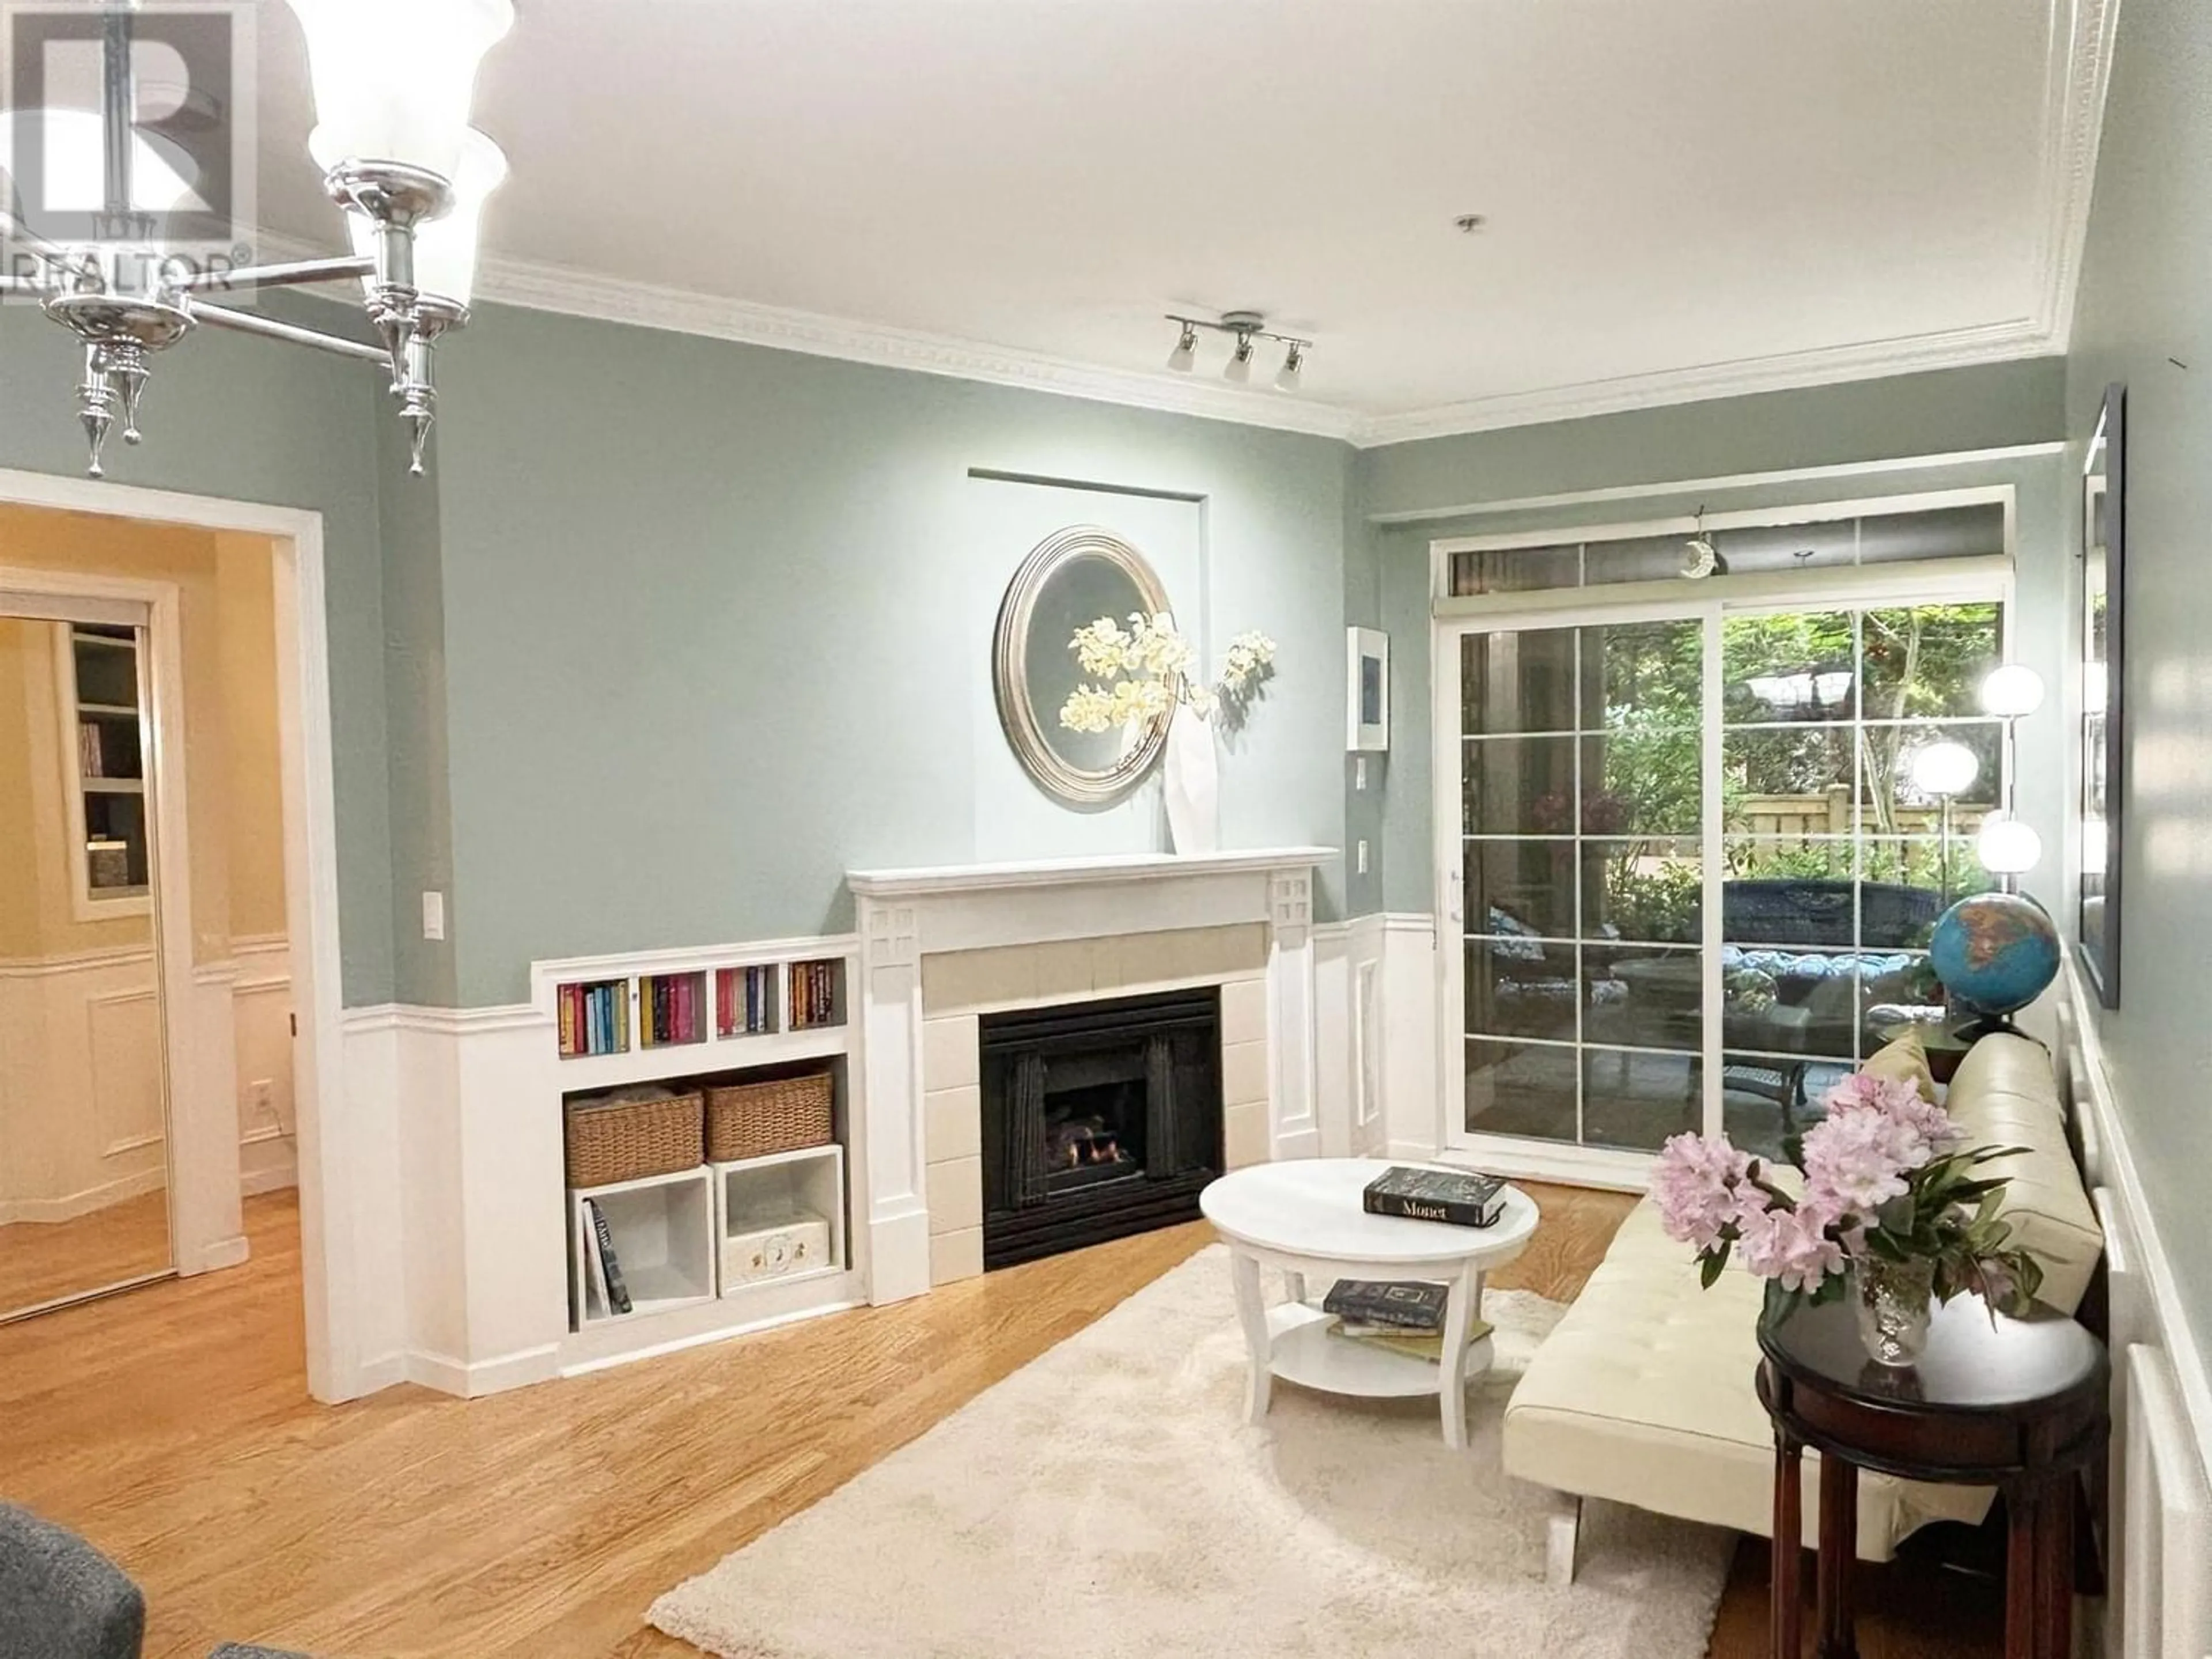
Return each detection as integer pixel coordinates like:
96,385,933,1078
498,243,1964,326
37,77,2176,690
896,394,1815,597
0,0,513,479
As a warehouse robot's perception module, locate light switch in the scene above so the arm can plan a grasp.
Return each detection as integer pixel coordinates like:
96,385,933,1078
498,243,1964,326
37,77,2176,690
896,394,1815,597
422,890,446,941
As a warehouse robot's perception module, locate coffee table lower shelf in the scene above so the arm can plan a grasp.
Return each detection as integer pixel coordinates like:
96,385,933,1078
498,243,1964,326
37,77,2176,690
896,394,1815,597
1264,1303,1495,1400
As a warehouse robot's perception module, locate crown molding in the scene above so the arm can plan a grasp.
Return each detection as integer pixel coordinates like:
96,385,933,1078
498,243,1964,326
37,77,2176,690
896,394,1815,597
249,1,2110,454
1343,317,2061,448
475,255,1366,442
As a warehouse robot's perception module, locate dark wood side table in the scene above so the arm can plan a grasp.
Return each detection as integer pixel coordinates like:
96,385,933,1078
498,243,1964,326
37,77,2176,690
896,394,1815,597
1756,1291,2107,1659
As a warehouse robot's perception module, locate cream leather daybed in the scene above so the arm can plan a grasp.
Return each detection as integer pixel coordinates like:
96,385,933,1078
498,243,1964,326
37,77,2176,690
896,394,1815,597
1504,1033,2104,1578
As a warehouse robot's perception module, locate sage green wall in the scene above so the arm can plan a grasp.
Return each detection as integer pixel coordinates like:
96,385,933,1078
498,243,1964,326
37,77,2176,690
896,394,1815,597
1354,359,2071,917
428,304,1355,1006
0,298,400,1006
2063,0,2212,1382
377,403,459,1008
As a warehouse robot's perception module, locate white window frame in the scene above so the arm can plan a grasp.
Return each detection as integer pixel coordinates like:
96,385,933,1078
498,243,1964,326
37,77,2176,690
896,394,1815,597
1427,486,2016,1190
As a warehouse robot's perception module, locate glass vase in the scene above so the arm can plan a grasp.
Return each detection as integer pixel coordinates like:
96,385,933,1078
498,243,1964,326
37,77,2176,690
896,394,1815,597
1850,1256,1936,1368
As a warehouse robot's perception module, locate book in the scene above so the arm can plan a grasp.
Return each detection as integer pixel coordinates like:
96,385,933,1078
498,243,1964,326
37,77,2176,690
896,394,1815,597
1321,1278,1449,1331
581,1201,611,1314
586,1199,632,1315
1328,1316,1494,1364
1362,1165,1508,1229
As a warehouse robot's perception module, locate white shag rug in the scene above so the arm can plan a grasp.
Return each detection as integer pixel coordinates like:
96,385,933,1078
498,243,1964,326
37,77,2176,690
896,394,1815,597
650,1245,1730,1659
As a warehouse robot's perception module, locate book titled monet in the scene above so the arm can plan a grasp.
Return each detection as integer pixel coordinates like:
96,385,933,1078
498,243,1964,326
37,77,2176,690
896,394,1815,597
1362,1165,1507,1228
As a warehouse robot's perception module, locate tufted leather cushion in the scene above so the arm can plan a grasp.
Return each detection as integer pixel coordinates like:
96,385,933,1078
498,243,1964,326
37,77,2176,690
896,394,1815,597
1502,1031,2100,1560
1939,1034,2103,1314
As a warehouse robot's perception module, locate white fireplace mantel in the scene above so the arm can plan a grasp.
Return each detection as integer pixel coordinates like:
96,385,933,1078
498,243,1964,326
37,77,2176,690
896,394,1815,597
848,847,1336,1304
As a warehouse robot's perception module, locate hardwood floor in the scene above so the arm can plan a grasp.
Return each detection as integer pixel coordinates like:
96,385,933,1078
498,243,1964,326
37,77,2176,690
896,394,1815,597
0,1187,172,1317
0,1183,2002,1658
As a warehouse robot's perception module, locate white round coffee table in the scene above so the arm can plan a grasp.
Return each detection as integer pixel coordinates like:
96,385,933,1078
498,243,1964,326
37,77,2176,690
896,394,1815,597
1198,1159,1540,1448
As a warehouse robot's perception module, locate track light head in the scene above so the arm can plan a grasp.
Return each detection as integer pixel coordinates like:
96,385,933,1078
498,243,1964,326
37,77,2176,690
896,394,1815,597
1225,331,1255,384
1275,342,1305,392
1166,322,1197,374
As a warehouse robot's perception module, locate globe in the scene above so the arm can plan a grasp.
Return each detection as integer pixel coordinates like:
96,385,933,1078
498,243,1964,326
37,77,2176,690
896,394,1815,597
1928,891,2062,1020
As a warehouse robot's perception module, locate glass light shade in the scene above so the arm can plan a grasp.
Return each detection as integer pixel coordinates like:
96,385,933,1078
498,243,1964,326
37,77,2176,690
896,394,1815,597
316,126,506,306
1224,344,1253,385
286,0,513,183
1165,332,1195,373
1909,738,1980,798
1979,663,2046,718
1976,815,2043,875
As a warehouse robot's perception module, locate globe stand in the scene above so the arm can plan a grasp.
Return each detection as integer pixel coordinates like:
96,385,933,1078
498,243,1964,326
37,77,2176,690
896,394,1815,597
1950,1010,2025,1044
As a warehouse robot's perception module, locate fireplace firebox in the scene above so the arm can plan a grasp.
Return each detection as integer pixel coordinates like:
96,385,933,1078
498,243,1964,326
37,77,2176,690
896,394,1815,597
979,987,1224,1269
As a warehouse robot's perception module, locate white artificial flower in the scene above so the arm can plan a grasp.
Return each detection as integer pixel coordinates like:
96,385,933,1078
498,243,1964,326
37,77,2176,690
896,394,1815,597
1059,683,1119,733
1071,617,1134,678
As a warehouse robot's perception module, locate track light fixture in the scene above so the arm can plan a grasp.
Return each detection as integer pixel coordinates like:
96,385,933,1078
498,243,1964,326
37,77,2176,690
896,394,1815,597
1225,330,1255,384
1166,321,1198,373
1162,310,1312,394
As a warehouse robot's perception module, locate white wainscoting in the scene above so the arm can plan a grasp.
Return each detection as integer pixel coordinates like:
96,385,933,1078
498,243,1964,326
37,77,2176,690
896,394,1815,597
1313,914,1389,1159
2058,967,2212,1659
325,900,1410,1402
1378,912,1442,1161
0,946,165,1225
337,1001,567,1401
230,935,300,1198
0,938,292,1259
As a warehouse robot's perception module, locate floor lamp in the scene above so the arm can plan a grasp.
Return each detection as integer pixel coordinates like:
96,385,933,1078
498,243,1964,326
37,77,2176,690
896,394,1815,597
1975,664,2047,895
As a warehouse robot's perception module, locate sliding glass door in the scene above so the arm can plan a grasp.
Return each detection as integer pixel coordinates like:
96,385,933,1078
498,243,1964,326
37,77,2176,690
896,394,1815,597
1442,588,2005,1169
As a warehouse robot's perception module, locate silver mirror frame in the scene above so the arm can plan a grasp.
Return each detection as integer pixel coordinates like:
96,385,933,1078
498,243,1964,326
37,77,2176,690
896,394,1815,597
992,525,1174,806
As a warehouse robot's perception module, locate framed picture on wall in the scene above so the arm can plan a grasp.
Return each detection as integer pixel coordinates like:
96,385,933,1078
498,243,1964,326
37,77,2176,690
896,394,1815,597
1347,627,1389,752
2079,383,2124,1007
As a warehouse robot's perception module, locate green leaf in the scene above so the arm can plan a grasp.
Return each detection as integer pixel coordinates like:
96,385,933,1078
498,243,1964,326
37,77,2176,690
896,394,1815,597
1699,1249,1728,1289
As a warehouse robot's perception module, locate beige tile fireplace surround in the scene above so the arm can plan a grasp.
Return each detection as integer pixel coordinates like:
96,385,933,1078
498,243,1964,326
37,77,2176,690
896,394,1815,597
917,925,1274,1285
848,849,1332,1304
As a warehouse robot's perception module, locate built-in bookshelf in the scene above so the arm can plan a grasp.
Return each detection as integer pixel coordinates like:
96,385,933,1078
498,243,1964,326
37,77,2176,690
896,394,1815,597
540,937,862,1374
717,963,778,1037
61,623,150,914
639,970,708,1049
557,979,629,1058
570,1165,717,1326
715,1145,847,1297
551,946,849,1075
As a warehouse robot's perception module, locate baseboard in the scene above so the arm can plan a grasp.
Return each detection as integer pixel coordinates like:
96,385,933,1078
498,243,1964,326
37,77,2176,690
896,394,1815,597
404,1342,563,1399
188,1233,251,1274
351,1352,410,1397
239,1165,298,1198
0,1166,165,1225
868,1206,932,1305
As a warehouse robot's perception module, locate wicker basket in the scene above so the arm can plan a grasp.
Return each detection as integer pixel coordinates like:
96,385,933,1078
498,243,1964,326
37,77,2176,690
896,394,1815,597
564,1089,703,1188
704,1069,834,1163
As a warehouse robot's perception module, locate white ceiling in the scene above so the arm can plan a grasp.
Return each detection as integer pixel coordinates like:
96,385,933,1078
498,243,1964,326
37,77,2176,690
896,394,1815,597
251,1,2110,444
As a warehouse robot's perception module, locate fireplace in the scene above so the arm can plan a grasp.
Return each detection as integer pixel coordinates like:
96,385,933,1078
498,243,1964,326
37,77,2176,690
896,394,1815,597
979,987,1224,1270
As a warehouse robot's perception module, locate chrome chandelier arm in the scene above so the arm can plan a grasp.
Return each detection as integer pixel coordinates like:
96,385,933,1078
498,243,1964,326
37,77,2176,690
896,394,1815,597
184,298,393,365
172,253,376,293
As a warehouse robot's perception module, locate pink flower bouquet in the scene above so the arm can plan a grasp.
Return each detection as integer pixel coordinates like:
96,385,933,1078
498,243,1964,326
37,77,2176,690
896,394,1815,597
1650,1071,2043,1315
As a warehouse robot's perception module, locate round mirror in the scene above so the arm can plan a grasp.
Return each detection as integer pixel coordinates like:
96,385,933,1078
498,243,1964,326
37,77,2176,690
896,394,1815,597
993,525,1174,805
